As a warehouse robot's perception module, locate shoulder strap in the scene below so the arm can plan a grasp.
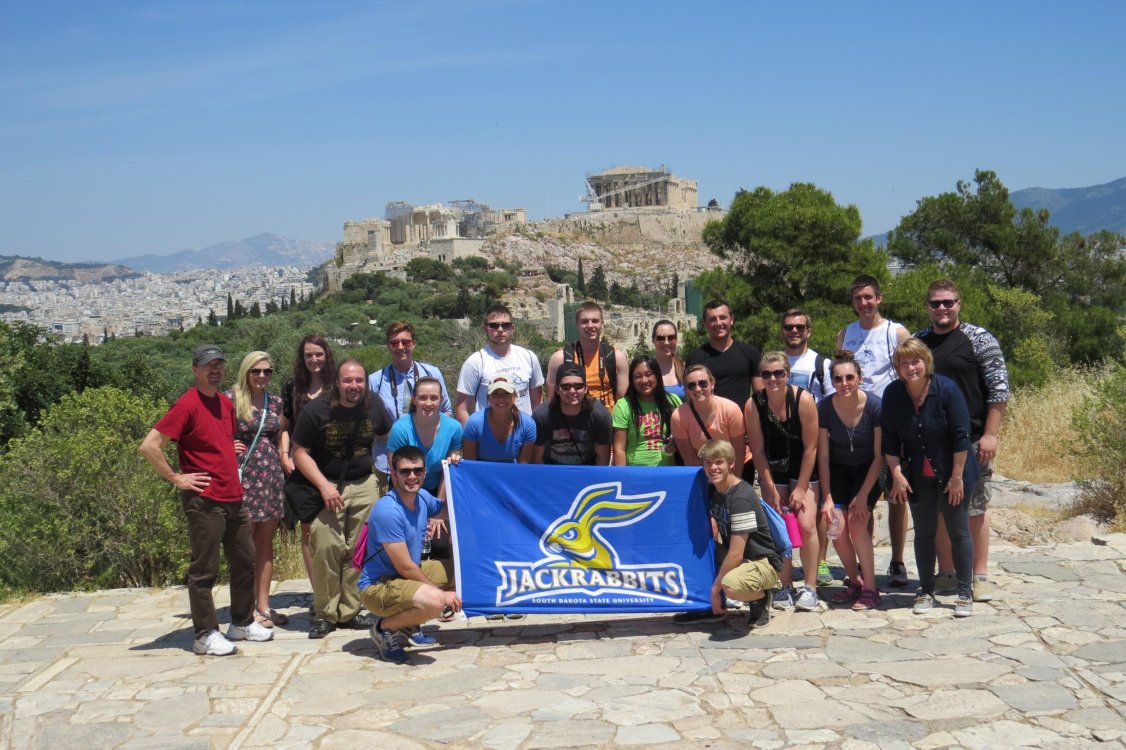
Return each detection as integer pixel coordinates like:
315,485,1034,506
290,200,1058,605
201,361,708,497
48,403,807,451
688,399,712,440
814,353,827,393
562,342,578,364
600,342,617,391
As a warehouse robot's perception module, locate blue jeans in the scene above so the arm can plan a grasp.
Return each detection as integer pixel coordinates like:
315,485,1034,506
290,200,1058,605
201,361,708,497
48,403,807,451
908,477,973,598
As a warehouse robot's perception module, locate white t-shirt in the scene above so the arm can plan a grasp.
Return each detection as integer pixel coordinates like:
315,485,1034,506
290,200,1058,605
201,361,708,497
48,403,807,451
841,319,902,398
456,344,545,415
787,349,831,402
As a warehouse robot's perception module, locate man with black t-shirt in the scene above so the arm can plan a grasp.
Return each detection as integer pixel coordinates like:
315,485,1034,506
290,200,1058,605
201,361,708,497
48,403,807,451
915,279,1009,603
686,300,763,409
140,345,272,656
292,359,393,639
532,364,613,465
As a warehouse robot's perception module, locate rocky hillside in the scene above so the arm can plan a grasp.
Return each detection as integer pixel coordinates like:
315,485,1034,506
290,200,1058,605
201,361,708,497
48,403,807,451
0,256,138,283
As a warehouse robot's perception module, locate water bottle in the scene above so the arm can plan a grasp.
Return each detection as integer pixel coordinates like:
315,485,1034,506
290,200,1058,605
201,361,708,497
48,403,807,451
422,534,432,560
828,504,844,541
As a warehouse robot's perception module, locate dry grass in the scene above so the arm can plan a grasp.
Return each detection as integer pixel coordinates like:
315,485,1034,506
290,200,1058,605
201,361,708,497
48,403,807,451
273,526,310,583
996,366,1104,483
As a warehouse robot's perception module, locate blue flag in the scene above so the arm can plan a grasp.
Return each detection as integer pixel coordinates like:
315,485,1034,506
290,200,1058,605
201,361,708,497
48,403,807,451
445,461,717,616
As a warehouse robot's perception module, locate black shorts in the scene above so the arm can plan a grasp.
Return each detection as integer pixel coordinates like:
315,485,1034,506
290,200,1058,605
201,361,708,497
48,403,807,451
828,461,881,510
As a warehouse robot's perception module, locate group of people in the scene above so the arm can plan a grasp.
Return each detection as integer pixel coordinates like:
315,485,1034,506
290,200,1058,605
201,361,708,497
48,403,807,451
140,273,1008,660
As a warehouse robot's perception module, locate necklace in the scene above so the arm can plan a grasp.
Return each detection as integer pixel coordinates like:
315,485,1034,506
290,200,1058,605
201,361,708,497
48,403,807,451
911,378,931,411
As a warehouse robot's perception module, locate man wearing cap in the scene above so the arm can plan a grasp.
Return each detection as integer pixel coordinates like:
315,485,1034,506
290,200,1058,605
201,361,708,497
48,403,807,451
532,363,613,465
140,345,273,656
455,303,544,424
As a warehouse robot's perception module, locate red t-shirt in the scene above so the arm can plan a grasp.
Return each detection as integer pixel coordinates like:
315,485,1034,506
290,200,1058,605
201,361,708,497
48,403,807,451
154,388,243,502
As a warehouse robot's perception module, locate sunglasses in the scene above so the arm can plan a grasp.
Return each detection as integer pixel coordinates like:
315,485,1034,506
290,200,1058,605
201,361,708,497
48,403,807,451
928,299,959,309
653,334,677,342
250,368,273,376
396,466,425,477
782,323,808,332
685,380,710,391
558,382,586,392
388,338,414,348
486,322,515,331
832,373,858,384
761,369,788,380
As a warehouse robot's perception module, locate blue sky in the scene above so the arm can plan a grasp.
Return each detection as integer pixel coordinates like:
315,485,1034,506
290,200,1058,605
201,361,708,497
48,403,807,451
2,1,1124,262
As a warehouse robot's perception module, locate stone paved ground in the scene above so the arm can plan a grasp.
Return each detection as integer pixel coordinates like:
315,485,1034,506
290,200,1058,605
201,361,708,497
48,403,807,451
1,535,1124,749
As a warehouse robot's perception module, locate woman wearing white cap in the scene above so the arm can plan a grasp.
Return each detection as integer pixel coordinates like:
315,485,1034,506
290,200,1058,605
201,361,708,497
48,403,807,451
462,376,537,463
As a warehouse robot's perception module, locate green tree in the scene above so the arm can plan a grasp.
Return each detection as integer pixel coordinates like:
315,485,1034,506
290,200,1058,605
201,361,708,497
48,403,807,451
588,265,609,300
227,292,234,320
207,309,218,326
249,301,262,318
0,387,187,591
577,256,586,293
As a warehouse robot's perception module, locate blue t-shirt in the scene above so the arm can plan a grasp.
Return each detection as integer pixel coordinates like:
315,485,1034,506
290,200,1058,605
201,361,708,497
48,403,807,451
368,361,453,473
386,413,463,493
359,488,443,588
463,409,537,462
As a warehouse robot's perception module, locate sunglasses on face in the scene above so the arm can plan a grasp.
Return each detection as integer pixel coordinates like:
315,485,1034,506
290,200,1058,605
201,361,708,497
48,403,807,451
928,299,959,309
685,380,711,391
832,373,858,384
653,334,677,342
388,338,414,348
486,322,514,331
396,466,425,477
558,382,586,392
250,368,273,376
782,323,808,332
761,369,788,380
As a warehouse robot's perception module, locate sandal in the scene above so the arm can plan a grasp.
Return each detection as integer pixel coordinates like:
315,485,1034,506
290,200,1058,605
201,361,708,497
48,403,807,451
852,589,881,611
485,614,504,621
831,582,862,605
437,606,457,623
254,609,275,628
504,614,525,620
267,608,289,626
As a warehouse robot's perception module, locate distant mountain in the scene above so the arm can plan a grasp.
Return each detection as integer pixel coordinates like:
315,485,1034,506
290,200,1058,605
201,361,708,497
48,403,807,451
112,233,334,272
0,256,139,283
1010,177,1126,235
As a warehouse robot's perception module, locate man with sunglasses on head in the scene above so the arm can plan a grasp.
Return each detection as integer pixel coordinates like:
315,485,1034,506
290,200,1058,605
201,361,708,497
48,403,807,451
369,321,453,486
532,364,613,465
361,445,461,663
455,303,544,425
915,279,1009,604
781,309,834,585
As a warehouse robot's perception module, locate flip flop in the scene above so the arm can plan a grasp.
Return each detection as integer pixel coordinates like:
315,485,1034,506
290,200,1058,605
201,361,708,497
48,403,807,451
254,609,275,628
437,607,458,623
267,608,289,626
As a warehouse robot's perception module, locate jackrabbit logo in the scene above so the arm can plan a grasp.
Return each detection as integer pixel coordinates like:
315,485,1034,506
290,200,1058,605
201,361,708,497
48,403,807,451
494,482,687,606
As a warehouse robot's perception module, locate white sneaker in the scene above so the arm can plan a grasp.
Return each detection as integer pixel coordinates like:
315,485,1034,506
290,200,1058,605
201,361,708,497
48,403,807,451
194,628,237,656
227,621,274,642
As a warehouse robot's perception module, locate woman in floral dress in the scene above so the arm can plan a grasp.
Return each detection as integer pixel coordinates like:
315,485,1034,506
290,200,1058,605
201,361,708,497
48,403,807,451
228,350,289,627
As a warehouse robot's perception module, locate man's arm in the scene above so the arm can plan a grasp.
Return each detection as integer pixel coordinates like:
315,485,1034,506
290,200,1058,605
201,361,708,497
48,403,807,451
382,541,440,584
979,402,1005,463
543,350,563,403
454,392,473,426
139,428,212,493
613,347,629,398
292,443,342,512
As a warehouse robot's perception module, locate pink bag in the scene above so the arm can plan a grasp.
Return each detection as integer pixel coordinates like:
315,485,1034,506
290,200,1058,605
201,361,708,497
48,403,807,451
782,509,803,548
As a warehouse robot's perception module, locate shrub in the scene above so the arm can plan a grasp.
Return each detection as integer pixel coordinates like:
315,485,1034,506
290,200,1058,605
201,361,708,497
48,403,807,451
1070,363,1126,530
0,387,188,591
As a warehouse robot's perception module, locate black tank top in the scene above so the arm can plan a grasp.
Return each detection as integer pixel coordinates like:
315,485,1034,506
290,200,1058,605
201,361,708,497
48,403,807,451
752,386,807,478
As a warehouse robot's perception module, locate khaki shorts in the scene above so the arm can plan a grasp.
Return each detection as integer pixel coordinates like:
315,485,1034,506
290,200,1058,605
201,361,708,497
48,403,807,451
360,560,449,618
968,443,993,517
721,558,781,595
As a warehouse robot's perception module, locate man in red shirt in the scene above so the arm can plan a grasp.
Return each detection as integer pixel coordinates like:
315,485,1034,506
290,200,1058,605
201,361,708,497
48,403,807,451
140,345,272,656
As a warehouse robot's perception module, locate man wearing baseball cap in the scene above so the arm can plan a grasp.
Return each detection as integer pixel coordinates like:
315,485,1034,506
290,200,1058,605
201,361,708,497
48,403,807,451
140,345,272,655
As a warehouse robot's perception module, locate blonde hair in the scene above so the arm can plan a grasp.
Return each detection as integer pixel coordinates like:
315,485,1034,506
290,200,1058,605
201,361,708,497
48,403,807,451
697,438,736,464
892,339,935,377
760,350,790,372
233,351,272,423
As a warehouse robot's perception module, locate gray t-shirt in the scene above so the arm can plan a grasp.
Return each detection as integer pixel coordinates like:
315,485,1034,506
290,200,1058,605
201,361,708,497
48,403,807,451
532,401,612,465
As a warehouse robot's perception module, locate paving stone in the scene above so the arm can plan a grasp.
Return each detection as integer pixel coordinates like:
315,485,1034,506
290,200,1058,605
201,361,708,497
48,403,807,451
389,706,492,742
769,699,862,729
903,689,1008,720
847,658,1010,687
845,719,929,745
319,730,426,749
478,718,534,750
600,688,706,726
524,719,616,748
614,723,680,745
950,719,1067,747
699,634,821,651
991,682,1079,712
824,636,919,664
1071,640,1126,664
1018,666,1066,681
994,645,1067,668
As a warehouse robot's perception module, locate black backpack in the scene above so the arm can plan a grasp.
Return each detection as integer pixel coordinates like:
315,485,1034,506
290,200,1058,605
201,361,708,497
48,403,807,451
562,340,618,394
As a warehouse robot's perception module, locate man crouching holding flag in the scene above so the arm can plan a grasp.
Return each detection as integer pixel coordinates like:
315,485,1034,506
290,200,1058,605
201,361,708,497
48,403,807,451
358,446,462,663
675,439,782,629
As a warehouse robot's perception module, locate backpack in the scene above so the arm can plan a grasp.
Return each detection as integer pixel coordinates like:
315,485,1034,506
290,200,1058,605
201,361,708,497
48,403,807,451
562,340,618,394
813,352,828,395
351,523,371,571
759,501,794,561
